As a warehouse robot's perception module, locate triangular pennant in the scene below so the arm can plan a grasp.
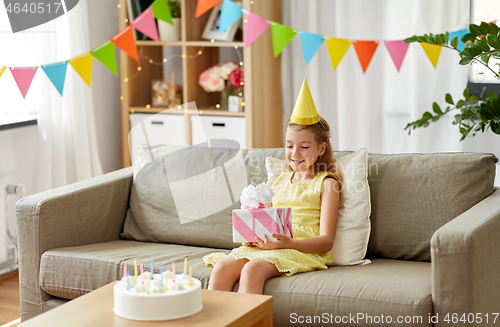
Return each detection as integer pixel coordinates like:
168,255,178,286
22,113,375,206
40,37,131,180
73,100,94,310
151,0,173,25
243,12,270,48
112,25,139,62
91,41,118,76
299,31,324,66
353,40,379,73
271,23,297,58
384,40,409,72
69,53,93,87
133,7,160,41
41,61,68,95
219,0,242,33
420,42,442,69
0,66,6,78
325,37,352,71
195,0,222,18
9,67,38,99
449,29,469,51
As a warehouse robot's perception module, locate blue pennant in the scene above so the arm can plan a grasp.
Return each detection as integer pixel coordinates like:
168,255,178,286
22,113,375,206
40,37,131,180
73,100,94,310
449,29,470,52
42,61,68,96
219,0,243,33
299,31,324,66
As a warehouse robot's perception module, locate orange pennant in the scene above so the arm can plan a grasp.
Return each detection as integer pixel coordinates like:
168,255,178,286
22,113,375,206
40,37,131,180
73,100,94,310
353,40,379,73
195,0,222,18
112,25,139,62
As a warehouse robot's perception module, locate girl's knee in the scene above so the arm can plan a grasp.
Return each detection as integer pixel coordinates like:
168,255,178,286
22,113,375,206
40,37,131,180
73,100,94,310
212,258,244,279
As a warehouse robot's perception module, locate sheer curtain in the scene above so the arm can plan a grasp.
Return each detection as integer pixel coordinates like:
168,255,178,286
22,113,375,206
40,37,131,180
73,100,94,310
36,0,103,191
281,0,500,161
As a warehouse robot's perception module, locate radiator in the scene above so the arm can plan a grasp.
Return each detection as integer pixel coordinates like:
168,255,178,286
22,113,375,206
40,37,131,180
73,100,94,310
0,184,20,275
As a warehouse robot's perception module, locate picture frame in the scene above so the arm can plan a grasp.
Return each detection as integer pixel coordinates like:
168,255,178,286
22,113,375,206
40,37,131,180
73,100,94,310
201,2,242,42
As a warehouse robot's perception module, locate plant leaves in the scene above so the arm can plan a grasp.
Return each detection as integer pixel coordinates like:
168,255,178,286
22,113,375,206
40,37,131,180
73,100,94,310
463,88,470,100
451,36,459,49
445,93,454,105
433,102,443,114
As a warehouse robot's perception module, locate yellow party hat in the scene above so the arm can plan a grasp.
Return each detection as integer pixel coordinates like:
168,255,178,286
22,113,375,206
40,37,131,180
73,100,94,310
290,78,321,125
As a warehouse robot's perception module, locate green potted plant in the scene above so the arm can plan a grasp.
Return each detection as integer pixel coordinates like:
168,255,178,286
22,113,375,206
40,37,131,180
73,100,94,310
158,0,182,41
404,22,500,141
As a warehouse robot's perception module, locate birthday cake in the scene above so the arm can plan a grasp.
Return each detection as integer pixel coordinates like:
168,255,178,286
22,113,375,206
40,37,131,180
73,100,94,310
113,271,203,321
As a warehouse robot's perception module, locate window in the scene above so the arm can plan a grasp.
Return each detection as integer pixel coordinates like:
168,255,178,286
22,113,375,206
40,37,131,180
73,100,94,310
469,0,500,84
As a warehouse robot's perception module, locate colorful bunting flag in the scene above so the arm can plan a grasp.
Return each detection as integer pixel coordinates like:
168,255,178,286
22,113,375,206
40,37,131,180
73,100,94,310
91,41,118,76
152,0,173,25
0,66,6,78
325,37,352,71
299,31,324,66
219,0,242,33
243,12,270,48
353,40,379,73
41,61,68,95
449,29,469,52
384,40,409,72
195,0,222,18
271,23,297,58
9,67,37,99
69,53,93,87
112,25,139,62
133,7,160,41
420,43,442,69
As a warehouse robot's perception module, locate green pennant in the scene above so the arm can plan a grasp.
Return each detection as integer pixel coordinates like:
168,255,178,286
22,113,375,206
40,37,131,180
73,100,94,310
271,22,297,58
91,41,118,76
152,0,173,25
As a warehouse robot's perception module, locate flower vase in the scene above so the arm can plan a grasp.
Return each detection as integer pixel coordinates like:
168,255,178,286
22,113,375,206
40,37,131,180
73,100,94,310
220,84,232,110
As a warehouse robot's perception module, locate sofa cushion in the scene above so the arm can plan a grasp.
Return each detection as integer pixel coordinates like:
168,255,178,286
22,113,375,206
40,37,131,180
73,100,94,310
264,258,432,327
367,152,498,261
40,240,230,300
120,144,284,249
265,149,372,266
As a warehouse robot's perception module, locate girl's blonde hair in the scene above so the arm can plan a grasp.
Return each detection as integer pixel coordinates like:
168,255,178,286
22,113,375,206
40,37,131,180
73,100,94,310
285,118,343,183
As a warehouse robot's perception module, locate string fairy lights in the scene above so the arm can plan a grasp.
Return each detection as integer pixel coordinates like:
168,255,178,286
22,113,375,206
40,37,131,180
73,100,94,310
117,0,245,110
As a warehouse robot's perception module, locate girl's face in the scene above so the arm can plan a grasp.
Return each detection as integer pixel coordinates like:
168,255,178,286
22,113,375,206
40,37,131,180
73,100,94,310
285,126,325,173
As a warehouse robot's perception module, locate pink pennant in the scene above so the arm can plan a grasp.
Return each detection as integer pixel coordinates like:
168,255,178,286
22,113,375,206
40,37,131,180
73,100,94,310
133,7,159,42
384,40,409,72
10,67,38,99
244,12,270,48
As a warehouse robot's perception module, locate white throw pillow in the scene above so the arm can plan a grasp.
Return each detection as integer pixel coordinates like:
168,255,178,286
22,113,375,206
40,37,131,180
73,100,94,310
265,148,371,266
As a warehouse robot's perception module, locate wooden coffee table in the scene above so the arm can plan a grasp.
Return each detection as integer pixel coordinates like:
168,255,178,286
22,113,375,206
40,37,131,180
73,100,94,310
17,282,273,327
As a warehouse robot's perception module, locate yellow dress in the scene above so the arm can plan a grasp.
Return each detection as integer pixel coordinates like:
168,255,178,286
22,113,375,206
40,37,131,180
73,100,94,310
203,170,332,276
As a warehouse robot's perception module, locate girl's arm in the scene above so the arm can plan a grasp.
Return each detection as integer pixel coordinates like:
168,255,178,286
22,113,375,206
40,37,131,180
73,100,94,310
255,178,340,253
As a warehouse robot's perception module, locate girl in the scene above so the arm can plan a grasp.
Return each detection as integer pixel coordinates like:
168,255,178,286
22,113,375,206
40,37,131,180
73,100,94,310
204,79,341,294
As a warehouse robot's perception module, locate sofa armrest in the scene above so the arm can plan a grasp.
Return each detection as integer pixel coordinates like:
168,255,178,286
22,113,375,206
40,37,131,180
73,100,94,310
15,166,133,320
431,187,500,325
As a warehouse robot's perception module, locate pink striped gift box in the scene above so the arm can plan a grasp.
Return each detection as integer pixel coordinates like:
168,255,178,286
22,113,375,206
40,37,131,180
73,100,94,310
232,207,293,243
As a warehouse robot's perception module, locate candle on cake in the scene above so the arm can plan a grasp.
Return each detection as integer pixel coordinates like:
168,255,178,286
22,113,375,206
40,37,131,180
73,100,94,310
172,262,176,283
189,266,192,286
134,259,138,278
184,257,187,275
140,264,144,284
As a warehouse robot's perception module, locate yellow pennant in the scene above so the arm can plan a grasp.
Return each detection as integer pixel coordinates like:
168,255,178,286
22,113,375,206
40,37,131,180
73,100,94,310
69,53,93,87
325,37,352,71
0,66,6,78
420,43,442,69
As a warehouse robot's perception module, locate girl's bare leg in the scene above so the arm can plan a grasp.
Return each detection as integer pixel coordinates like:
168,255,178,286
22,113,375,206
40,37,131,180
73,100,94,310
238,258,282,294
208,257,248,291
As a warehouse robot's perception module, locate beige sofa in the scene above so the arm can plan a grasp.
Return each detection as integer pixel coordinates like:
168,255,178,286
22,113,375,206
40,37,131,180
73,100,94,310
16,146,500,326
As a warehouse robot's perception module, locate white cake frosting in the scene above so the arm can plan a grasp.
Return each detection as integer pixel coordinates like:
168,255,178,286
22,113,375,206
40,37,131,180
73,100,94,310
113,272,203,321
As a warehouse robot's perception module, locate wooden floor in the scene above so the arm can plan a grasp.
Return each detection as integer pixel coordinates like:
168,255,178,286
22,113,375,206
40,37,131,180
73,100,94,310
0,270,20,325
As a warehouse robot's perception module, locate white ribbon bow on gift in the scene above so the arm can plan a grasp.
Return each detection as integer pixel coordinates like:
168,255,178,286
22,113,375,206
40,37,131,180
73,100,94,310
240,182,275,209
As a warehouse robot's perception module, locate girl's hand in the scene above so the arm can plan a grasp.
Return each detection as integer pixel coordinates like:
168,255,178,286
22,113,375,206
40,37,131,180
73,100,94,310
254,233,292,250
242,242,257,247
